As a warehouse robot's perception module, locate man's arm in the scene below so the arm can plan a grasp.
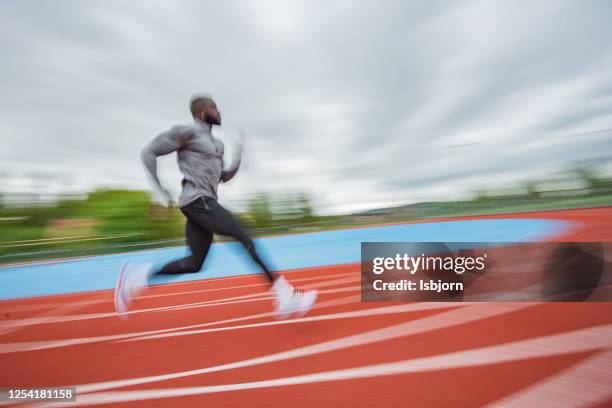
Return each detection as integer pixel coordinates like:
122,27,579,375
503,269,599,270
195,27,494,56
141,125,190,202
220,132,244,183
220,153,241,182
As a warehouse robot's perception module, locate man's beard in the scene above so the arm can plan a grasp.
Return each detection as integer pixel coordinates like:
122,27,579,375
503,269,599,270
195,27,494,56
204,113,221,126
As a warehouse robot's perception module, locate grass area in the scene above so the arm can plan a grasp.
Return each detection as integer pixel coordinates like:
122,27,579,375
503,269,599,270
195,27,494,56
2,198,610,266
429,195,612,218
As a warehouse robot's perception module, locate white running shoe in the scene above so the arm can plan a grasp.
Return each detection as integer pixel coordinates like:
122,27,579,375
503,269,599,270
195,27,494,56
293,289,318,318
270,275,318,319
114,261,153,318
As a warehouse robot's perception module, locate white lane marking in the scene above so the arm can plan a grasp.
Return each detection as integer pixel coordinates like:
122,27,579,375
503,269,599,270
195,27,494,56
485,350,612,408
0,285,357,331
127,264,356,289
298,275,358,289
0,298,108,314
0,294,266,328
0,287,271,328
123,300,463,342
0,294,108,338
39,323,612,406
0,291,361,354
0,274,359,328
155,275,359,315
136,275,358,317
76,303,529,394
0,271,354,315
0,294,453,354
137,271,354,300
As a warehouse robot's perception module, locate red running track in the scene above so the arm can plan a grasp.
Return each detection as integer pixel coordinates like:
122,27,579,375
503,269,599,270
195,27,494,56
0,207,611,407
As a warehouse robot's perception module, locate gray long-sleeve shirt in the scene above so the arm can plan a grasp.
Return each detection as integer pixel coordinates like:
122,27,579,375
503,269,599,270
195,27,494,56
141,119,227,208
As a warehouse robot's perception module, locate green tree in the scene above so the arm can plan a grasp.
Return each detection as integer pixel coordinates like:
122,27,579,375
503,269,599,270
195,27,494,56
79,189,182,242
247,192,273,227
525,181,540,200
297,193,314,222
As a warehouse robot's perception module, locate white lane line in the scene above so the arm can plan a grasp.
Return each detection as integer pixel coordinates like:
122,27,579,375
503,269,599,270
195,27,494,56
137,271,354,300
39,323,612,406
132,264,356,289
0,271,354,315
122,300,463,342
0,294,266,328
485,350,612,408
0,285,355,330
0,294,452,354
0,298,108,314
126,275,357,320
158,275,359,315
0,289,269,328
298,275,358,289
76,303,528,394
0,274,359,329
0,294,108,338
0,291,361,354
163,285,359,316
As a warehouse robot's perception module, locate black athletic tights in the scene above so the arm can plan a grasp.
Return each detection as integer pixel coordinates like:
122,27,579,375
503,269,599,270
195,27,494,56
153,196,275,284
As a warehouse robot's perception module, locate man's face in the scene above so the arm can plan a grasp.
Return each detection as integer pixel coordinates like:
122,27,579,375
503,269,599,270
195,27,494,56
203,101,222,125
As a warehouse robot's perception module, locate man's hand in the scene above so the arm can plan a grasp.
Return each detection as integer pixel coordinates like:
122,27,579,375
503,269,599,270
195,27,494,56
149,202,175,219
162,188,175,207
220,131,245,183
149,189,176,219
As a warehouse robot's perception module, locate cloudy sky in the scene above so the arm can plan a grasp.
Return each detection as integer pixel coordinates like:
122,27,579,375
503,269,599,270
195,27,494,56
1,0,611,214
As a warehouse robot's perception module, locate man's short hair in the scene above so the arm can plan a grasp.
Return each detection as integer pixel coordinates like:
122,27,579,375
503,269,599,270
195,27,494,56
190,93,214,117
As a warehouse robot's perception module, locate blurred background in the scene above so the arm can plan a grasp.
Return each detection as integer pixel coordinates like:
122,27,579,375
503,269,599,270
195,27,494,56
1,0,611,265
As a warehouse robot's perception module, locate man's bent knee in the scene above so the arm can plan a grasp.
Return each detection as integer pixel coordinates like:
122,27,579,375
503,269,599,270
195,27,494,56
184,258,204,273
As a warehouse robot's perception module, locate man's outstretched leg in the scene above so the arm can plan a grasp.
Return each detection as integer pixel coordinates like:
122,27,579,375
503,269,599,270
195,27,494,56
181,197,317,319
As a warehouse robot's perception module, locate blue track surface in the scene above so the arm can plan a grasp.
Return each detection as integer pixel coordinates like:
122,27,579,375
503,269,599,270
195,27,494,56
0,218,573,300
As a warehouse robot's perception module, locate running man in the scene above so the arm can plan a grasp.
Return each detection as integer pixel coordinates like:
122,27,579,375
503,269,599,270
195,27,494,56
114,94,317,319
